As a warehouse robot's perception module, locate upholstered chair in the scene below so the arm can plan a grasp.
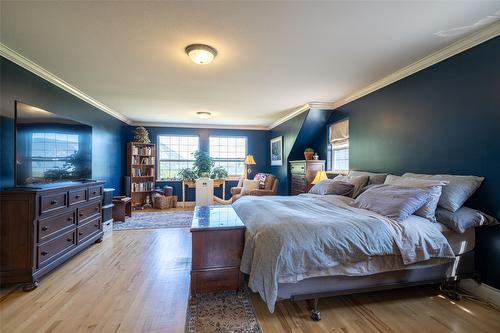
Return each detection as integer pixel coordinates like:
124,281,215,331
230,173,279,202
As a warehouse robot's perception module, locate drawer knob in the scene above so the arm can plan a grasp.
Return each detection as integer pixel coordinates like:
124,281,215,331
94,224,99,227
41,251,48,256
79,213,84,217
51,200,58,205
75,195,81,199
94,207,99,211
68,217,73,221
66,238,72,242
79,232,84,236
92,191,97,195
41,226,49,231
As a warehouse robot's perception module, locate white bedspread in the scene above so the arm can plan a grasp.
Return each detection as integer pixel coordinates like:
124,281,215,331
232,194,454,312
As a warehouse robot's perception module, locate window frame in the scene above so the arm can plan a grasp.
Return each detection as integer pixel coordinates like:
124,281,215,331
328,120,350,173
209,135,248,178
157,134,200,180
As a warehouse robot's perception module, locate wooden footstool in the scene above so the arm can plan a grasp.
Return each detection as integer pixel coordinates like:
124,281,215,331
112,196,132,222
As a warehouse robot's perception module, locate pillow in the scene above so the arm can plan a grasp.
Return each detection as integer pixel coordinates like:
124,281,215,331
402,173,484,212
348,170,388,185
436,206,499,233
384,175,448,222
334,175,369,198
241,180,260,195
254,173,268,189
309,180,354,196
353,184,432,222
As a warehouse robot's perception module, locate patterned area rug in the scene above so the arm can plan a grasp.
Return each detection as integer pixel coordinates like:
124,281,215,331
113,211,193,230
186,288,262,333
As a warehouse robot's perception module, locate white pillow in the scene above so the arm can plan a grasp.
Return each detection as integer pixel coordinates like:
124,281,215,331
334,175,369,198
403,173,484,212
384,175,447,222
241,179,260,195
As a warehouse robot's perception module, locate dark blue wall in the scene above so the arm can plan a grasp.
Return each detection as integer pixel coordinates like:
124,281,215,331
327,37,500,288
270,109,333,195
125,126,270,201
0,57,128,193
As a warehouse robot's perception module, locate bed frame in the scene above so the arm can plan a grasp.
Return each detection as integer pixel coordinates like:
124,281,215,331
278,251,476,321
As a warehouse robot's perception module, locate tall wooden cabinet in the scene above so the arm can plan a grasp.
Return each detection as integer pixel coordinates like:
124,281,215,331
126,142,156,209
290,160,325,195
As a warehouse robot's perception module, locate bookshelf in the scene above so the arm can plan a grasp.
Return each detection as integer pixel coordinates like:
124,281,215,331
127,142,156,210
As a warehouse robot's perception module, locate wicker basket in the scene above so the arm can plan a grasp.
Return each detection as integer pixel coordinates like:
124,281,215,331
153,195,177,209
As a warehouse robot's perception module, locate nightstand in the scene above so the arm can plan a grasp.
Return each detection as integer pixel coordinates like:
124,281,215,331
190,205,246,293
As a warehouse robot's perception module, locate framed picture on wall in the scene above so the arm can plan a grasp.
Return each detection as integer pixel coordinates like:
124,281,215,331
270,136,283,166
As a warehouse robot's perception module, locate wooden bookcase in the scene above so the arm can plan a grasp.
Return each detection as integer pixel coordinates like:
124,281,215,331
127,142,156,210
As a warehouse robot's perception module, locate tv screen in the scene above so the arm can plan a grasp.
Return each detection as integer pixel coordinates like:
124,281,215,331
15,101,92,186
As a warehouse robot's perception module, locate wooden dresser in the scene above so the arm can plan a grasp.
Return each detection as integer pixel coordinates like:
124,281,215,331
290,160,325,195
0,181,104,290
190,205,245,293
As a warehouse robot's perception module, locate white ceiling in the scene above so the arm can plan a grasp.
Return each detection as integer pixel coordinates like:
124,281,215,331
1,1,499,128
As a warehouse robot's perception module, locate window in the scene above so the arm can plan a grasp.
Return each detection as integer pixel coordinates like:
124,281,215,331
209,136,247,177
158,135,199,179
31,132,80,177
329,119,349,171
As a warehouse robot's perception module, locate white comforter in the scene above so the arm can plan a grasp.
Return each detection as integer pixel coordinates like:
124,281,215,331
232,194,455,312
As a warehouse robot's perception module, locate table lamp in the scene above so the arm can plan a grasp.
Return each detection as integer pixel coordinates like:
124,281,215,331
312,171,328,184
244,154,256,179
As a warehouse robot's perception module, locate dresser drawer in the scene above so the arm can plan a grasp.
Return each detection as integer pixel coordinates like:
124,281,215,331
69,189,87,206
37,230,76,268
40,192,67,215
78,200,101,224
290,163,306,174
77,217,101,244
38,210,76,242
191,267,243,293
88,186,102,200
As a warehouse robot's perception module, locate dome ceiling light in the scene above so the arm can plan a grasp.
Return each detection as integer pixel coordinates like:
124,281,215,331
185,44,217,65
196,111,212,119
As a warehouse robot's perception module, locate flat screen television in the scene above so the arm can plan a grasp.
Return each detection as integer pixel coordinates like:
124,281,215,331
15,101,92,186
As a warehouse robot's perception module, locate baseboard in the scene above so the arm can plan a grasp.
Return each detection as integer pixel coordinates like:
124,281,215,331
459,279,500,307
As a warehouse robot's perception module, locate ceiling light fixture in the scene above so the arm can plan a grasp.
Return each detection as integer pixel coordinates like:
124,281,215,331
196,111,212,119
185,44,217,65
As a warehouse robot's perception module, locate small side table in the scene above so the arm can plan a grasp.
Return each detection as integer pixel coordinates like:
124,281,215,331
190,205,246,293
112,196,132,222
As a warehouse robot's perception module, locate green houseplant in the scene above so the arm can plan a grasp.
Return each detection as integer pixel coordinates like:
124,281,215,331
177,167,198,181
304,147,314,160
193,150,214,178
210,166,229,180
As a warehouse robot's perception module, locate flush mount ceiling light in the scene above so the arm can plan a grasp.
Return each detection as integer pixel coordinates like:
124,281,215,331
196,111,212,119
185,44,217,65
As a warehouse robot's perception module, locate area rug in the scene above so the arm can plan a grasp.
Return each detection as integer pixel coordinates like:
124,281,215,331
113,211,193,230
185,288,262,333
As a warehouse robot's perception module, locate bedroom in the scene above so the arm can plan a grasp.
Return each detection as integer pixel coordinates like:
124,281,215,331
1,1,499,332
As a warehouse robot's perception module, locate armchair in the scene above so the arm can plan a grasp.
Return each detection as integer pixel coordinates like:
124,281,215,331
230,173,278,202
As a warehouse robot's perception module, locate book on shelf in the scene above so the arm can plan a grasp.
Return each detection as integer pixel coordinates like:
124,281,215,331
132,146,153,156
131,168,155,177
132,181,154,192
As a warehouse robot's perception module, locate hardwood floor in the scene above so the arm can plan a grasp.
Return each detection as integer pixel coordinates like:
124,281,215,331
0,228,191,333
1,227,499,333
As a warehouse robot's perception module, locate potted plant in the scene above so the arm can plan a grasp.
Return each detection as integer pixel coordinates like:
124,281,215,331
210,166,228,180
193,150,214,178
304,147,314,160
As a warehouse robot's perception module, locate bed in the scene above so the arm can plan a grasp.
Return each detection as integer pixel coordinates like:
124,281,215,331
232,194,476,320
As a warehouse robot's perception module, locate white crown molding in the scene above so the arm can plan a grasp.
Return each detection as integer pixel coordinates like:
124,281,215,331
0,43,131,124
331,21,500,110
269,101,337,129
131,121,268,131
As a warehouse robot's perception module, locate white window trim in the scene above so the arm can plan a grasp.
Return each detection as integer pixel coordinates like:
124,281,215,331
157,134,199,180
209,135,248,177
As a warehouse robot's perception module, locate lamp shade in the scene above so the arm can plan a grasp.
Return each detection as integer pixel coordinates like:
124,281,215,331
244,154,256,165
312,171,328,184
